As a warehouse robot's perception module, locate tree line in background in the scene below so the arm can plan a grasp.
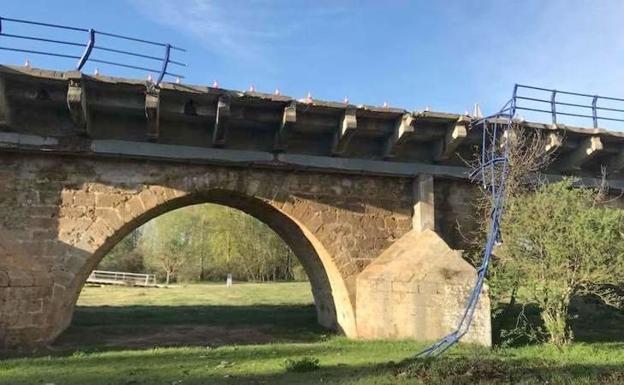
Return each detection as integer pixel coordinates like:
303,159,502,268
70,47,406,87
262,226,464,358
98,204,306,284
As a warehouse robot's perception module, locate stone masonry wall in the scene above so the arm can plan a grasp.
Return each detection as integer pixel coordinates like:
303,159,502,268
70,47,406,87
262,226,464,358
434,178,482,250
0,152,413,349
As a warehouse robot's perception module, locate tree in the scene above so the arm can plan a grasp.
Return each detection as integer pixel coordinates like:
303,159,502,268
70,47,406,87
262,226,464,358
140,209,196,284
495,180,624,346
465,124,553,307
134,203,303,283
97,228,144,273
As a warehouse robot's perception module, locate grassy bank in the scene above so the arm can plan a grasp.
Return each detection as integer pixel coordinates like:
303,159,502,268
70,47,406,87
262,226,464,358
2,339,624,384
1,282,623,385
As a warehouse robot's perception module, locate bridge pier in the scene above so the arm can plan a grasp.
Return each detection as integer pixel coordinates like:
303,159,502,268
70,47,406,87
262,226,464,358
355,174,491,346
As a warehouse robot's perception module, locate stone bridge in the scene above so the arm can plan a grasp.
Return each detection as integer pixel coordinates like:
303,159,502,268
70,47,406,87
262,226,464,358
1,65,623,350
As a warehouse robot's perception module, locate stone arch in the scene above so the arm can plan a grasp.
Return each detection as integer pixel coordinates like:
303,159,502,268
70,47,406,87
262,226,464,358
1,156,415,348
58,187,357,342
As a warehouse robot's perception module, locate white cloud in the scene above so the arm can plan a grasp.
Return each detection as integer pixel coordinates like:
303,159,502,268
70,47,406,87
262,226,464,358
130,0,347,62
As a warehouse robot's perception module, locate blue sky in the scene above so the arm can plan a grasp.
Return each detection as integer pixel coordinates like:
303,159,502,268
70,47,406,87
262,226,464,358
2,1,623,126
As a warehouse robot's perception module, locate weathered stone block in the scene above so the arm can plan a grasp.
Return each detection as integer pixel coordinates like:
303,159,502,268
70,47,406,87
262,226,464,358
123,197,146,219
73,191,96,207
59,207,87,220
94,193,123,208
31,229,58,241
28,205,58,219
29,217,57,229
95,208,124,230
25,298,43,314
356,229,491,346
8,270,34,287
51,269,75,287
138,189,159,211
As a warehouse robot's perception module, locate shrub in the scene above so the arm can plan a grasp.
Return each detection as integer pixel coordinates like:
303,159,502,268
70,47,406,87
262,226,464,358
494,180,624,346
283,357,320,372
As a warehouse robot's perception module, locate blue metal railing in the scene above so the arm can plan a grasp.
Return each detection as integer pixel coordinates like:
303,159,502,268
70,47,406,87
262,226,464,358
416,96,515,357
415,84,624,357
0,16,186,85
513,84,624,128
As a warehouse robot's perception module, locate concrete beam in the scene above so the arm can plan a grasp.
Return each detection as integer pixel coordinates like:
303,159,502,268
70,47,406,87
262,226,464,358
144,88,160,141
212,95,230,147
0,132,59,147
5,132,624,188
435,118,468,161
497,128,519,151
66,72,90,134
557,136,604,172
90,140,471,179
332,108,358,155
0,131,473,179
545,132,563,154
279,153,469,179
274,101,297,152
92,139,274,163
384,113,414,158
412,174,435,232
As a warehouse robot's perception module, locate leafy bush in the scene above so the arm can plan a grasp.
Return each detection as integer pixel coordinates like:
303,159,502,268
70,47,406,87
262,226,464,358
283,356,320,372
493,180,624,346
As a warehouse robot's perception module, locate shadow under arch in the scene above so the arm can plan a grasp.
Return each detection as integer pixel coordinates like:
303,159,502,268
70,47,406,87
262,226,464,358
67,188,357,339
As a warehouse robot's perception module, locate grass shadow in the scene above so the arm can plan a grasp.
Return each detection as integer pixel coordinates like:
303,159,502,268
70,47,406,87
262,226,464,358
492,294,624,347
5,348,624,385
51,303,327,354
569,294,624,343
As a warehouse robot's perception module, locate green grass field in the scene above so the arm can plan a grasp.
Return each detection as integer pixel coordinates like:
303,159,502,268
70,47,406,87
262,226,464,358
1,282,624,385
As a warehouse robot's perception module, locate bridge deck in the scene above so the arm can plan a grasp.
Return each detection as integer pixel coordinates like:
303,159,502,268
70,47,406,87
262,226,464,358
1,65,623,185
